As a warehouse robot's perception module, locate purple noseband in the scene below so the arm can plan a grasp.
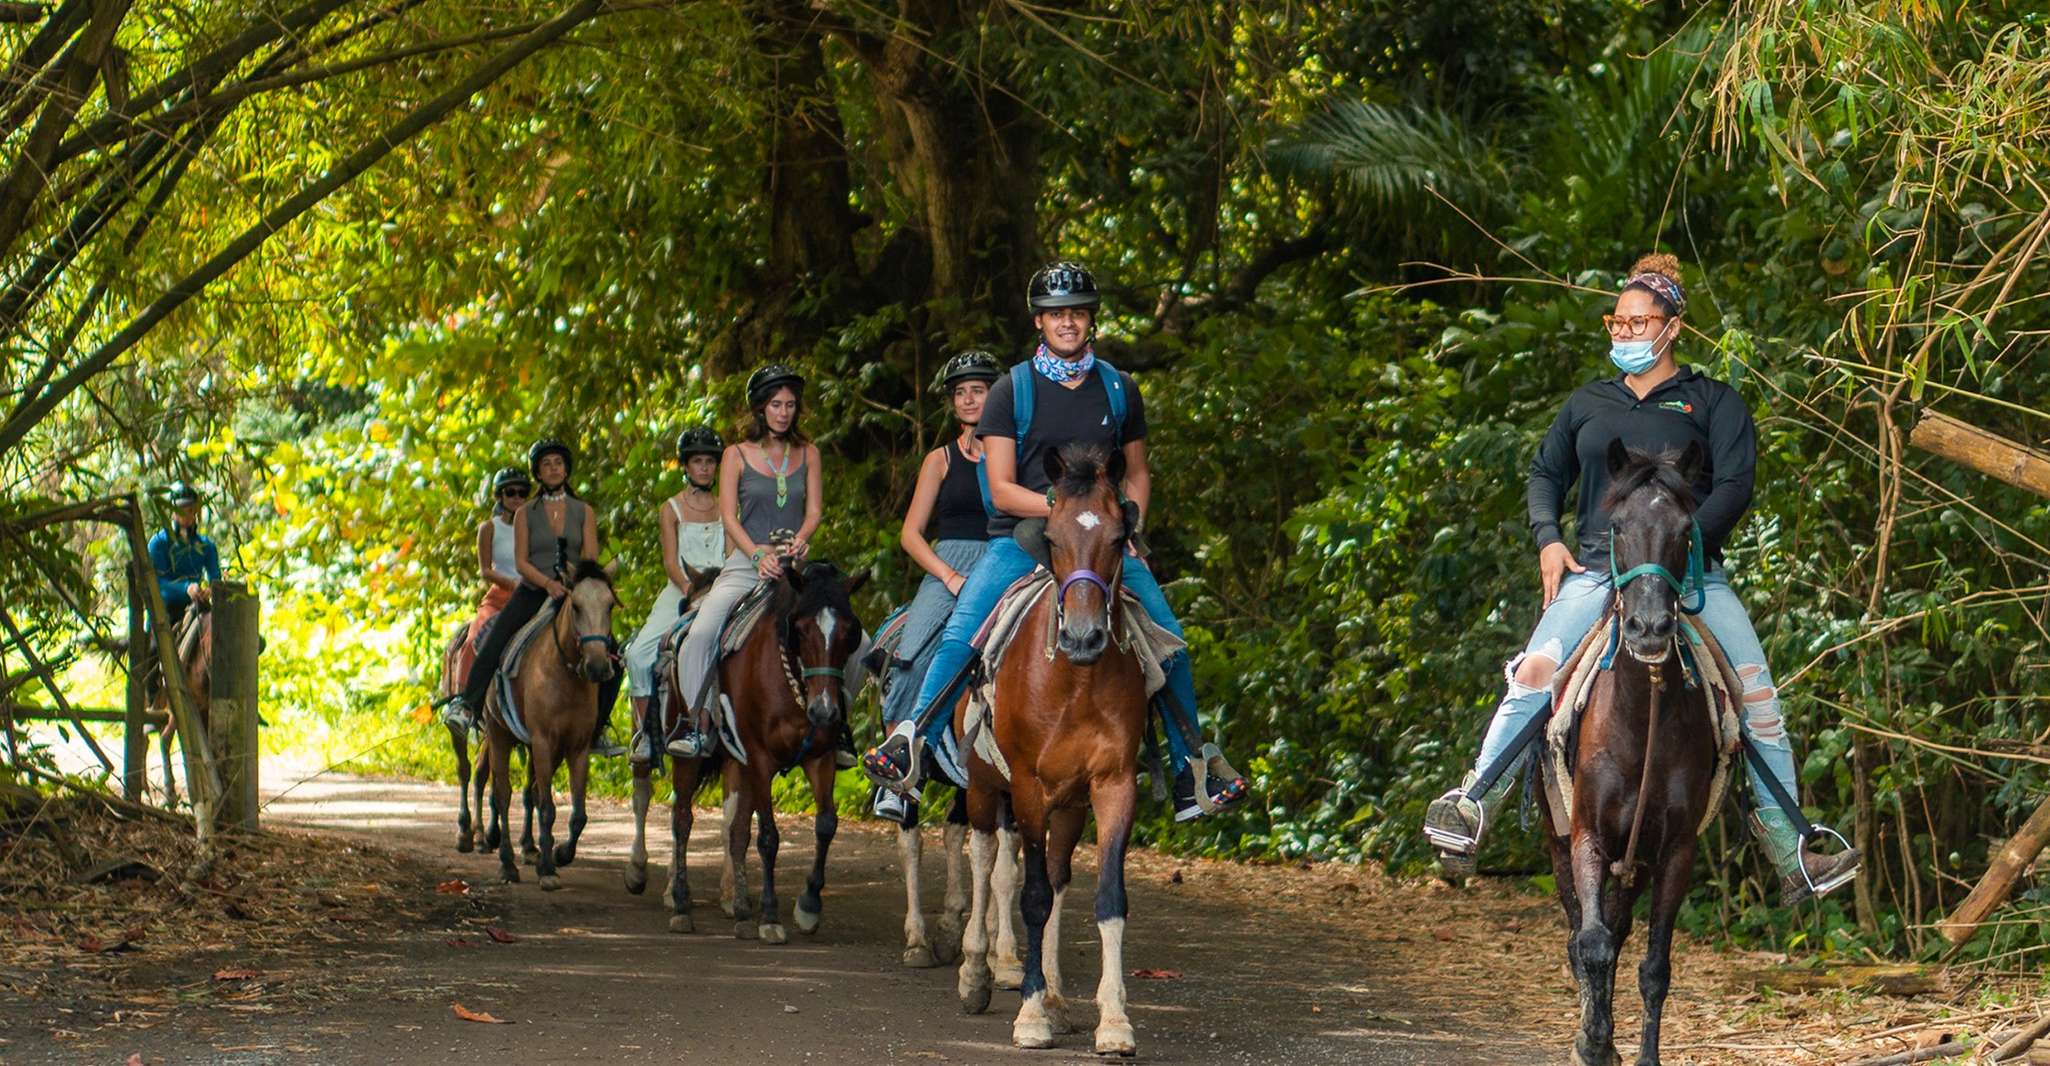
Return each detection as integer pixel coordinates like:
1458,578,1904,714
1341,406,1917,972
1058,568,1113,604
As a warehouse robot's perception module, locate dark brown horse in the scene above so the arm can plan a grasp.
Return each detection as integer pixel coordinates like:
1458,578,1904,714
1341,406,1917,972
486,561,619,890
623,560,865,943
957,443,1146,1056
438,620,532,859
1536,441,1716,1066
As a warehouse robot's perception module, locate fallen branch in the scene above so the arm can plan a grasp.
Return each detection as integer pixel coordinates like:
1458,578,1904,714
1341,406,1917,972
1908,410,2050,499
1938,792,2050,945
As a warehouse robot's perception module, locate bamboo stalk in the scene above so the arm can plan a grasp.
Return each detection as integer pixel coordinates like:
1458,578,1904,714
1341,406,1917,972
1909,410,2050,500
1937,792,2050,944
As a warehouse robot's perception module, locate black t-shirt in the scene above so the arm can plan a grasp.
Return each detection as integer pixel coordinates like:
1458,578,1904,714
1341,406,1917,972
976,366,1149,536
1527,367,1756,570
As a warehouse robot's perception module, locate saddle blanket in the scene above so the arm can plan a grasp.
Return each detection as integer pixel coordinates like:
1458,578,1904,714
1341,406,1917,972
655,582,777,766
1540,610,1742,839
962,569,1185,784
486,600,562,748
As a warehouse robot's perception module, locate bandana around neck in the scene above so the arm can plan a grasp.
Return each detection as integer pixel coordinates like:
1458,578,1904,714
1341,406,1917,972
1032,342,1096,384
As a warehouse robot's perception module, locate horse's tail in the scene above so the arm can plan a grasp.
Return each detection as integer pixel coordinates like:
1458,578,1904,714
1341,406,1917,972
693,750,730,802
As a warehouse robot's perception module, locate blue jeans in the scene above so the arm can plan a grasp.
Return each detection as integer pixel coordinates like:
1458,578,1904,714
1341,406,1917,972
909,537,1200,768
1471,567,1799,812
883,539,991,727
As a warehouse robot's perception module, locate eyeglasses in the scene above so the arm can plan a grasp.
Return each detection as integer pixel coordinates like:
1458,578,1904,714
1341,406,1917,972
1602,313,1670,338
500,488,528,499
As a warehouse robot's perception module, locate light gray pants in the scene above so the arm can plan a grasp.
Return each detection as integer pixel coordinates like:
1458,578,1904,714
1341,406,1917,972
674,550,873,715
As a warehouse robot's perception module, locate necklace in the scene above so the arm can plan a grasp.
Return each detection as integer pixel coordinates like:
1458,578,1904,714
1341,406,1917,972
766,442,794,508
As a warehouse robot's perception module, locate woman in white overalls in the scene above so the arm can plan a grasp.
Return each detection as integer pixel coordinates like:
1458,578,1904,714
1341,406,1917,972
624,426,730,762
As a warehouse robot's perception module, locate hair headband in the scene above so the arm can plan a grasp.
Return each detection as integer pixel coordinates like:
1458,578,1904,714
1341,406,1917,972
1624,272,1687,315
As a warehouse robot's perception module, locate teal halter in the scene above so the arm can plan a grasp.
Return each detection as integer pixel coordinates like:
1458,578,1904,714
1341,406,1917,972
1609,520,1707,616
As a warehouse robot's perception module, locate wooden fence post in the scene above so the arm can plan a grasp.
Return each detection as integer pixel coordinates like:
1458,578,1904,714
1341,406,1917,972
209,580,260,830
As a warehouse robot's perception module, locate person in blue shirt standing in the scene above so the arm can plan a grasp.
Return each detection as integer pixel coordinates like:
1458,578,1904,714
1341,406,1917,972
149,481,222,629
862,261,1250,822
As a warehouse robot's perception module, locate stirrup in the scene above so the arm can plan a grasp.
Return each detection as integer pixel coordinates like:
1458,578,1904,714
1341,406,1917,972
666,730,708,758
1184,744,1248,818
861,732,924,794
1801,825,1860,898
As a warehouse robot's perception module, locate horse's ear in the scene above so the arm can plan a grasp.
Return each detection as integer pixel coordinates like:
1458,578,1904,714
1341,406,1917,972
1677,440,1707,484
1606,438,1633,478
843,567,869,598
683,562,714,591
601,557,620,580
1043,445,1066,489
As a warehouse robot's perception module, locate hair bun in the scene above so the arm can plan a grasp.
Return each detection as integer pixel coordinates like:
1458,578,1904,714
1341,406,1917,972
1630,252,1683,282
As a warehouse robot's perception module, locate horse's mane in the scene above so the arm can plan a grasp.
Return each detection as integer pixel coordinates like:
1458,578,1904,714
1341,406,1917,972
567,558,611,586
1601,448,1699,512
1053,443,1115,498
789,561,855,621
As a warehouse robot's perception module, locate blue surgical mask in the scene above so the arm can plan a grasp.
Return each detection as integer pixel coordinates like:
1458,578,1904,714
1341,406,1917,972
1610,338,1660,375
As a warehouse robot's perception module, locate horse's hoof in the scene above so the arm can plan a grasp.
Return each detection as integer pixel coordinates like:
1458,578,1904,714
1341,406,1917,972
539,875,561,892
959,973,992,1014
457,836,474,854
720,898,740,919
668,914,694,934
794,903,820,935
1093,1023,1137,1057
1045,995,1078,1034
904,944,938,969
734,921,756,940
1013,1018,1056,1049
758,923,788,945
993,958,1024,990
553,845,576,867
500,865,520,884
623,866,647,895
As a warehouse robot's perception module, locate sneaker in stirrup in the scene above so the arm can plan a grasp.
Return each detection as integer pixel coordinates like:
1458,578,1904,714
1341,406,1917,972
1423,772,1488,877
439,695,472,730
862,719,922,793
666,729,707,758
1170,745,1249,822
834,720,858,770
872,787,913,824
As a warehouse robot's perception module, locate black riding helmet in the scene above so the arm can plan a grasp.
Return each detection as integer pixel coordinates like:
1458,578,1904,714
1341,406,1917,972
492,467,532,494
937,349,1002,392
528,438,573,479
746,364,805,406
676,425,724,462
1027,261,1100,312
166,481,201,506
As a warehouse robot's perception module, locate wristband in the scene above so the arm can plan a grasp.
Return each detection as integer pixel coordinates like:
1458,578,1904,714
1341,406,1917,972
751,546,767,564
1045,487,1057,510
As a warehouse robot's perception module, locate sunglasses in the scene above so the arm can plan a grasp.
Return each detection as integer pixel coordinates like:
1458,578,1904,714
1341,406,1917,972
500,487,529,499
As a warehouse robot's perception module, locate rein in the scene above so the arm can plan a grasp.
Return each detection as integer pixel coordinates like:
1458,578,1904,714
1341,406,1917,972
1611,656,1665,888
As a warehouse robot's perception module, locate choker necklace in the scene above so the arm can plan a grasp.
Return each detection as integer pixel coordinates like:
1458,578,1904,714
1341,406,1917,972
541,488,567,501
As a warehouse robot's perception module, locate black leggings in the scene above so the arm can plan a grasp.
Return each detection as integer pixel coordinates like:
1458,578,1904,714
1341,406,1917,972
461,585,623,737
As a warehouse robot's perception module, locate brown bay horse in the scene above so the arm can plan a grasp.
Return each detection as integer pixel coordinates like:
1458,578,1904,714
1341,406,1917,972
623,560,865,944
486,561,619,890
1536,442,1717,1066
957,443,1146,1057
146,607,213,806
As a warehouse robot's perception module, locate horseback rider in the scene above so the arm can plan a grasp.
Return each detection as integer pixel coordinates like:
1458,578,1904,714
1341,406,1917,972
445,439,627,756
442,467,531,729
871,349,1002,823
1422,253,1862,904
862,260,1250,822
149,481,222,630
670,365,861,763
622,426,730,764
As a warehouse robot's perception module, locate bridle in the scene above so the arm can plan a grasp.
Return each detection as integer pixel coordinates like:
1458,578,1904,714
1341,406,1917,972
551,577,616,682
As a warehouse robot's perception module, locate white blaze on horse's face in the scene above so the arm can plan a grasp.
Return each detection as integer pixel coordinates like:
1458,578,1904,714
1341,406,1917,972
1075,510,1101,531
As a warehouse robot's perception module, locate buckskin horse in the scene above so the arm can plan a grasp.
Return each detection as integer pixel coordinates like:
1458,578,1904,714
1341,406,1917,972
1537,442,1719,1066
484,560,619,891
956,443,1146,1056
623,559,865,943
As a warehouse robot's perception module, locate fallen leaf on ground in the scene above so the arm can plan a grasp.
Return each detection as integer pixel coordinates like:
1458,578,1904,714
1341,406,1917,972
211,969,263,982
452,1003,509,1024
435,880,470,895
126,1055,144,1066
445,938,477,948
484,926,518,943
1432,928,1454,942
1129,968,1182,980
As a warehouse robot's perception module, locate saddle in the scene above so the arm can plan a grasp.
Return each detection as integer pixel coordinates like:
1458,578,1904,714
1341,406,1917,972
486,600,562,747
959,569,1184,784
655,580,779,765
1538,609,1743,840
863,603,914,698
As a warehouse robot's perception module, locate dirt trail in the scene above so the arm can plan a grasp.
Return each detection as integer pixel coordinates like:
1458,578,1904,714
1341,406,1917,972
4,759,1545,1064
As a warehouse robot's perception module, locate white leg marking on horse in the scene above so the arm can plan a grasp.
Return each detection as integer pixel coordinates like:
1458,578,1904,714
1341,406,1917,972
990,827,1024,989
940,821,969,952
721,790,744,917
900,826,934,967
1093,916,1136,1055
1044,886,1073,1034
957,829,996,1011
1014,989,1056,1049
625,774,650,894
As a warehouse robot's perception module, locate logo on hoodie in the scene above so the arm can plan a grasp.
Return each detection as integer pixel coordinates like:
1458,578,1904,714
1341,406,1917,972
1658,400,1695,414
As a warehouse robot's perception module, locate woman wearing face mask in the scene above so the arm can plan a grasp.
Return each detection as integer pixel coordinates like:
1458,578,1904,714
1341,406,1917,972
1421,253,1861,906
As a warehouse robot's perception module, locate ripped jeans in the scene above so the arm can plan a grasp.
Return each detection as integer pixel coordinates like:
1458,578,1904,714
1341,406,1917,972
1470,566,1798,812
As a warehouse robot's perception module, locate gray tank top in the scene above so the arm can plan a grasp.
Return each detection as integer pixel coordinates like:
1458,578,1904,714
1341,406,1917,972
523,495,587,581
738,448,807,546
